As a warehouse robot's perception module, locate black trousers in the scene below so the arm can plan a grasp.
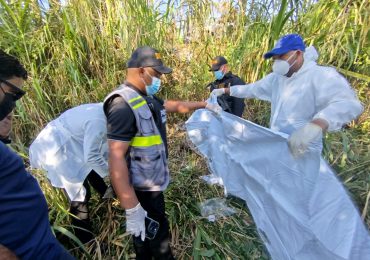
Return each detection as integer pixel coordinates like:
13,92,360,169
69,170,107,244
133,191,174,260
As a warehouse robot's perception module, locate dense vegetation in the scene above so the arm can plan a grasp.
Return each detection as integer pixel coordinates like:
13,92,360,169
1,0,369,258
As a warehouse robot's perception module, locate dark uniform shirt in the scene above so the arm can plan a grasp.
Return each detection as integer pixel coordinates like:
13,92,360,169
0,142,73,259
104,83,168,156
209,71,245,117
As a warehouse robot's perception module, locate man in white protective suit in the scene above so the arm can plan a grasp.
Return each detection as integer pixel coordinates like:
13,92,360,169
210,33,363,157
29,103,110,244
201,33,370,259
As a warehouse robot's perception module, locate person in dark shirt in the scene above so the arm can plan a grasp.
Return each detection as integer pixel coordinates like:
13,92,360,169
208,56,245,117
104,46,216,259
0,50,74,259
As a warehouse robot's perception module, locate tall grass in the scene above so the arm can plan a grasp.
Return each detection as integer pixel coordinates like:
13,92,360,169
1,0,369,258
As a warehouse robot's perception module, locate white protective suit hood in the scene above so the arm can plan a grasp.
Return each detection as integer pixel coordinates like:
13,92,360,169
303,46,319,62
290,45,319,77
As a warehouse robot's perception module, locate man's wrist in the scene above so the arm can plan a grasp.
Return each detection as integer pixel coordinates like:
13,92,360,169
126,203,141,214
311,118,329,132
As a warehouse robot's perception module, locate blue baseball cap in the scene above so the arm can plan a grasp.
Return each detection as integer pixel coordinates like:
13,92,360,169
264,34,306,59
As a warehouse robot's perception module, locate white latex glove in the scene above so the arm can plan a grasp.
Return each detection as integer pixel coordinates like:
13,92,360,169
288,123,323,157
205,96,223,114
125,203,147,241
210,88,225,97
206,102,222,114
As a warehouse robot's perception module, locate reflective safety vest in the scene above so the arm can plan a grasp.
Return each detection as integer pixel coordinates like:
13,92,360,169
104,85,169,191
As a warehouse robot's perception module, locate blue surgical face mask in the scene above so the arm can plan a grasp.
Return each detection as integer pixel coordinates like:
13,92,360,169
214,69,224,80
143,71,161,96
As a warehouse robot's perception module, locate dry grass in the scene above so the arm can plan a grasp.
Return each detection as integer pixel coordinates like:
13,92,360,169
1,0,369,258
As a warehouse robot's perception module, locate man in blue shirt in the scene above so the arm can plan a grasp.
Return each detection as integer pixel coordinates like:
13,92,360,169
0,50,74,259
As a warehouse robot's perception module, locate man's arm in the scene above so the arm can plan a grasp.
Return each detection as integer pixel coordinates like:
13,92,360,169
105,96,139,209
212,74,274,102
312,67,363,131
164,100,207,113
311,118,329,132
83,119,109,176
108,140,138,209
105,96,147,240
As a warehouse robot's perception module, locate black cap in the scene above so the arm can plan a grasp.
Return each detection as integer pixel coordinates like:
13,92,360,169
209,56,228,71
127,46,172,74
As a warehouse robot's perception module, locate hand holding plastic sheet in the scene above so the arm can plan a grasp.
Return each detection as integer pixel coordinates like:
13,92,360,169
288,122,323,157
205,95,222,114
126,203,147,241
210,88,225,97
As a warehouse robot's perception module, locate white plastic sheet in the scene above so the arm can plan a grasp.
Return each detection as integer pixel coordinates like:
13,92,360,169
186,109,370,260
199,198,236,222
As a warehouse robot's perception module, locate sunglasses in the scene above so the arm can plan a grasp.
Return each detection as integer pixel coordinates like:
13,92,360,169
0,78,26,100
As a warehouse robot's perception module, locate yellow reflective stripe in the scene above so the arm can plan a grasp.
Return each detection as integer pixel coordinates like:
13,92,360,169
131,135,163,147
132,100,147,110
129,96,143,103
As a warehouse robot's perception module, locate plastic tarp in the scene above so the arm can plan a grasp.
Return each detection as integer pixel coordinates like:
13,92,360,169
185,109,370,260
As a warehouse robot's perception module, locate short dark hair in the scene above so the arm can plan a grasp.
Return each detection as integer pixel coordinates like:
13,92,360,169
0,50,28,80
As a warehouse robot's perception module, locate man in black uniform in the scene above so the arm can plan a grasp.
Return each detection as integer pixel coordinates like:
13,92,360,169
104,47,214,259
208,56,245,117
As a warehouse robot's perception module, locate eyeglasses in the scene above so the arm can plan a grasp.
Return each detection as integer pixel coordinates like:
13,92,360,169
0,78,26,100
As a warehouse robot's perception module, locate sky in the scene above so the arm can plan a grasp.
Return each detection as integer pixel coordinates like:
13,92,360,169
38,0,67,10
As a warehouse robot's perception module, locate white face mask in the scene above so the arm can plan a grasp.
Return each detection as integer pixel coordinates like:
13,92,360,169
272,51,297,76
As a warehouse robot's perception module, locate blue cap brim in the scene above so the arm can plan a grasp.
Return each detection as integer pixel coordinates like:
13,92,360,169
263,47,288,59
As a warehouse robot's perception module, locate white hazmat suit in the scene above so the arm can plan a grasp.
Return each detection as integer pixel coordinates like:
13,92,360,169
29,103,108,201
196,46,368,259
